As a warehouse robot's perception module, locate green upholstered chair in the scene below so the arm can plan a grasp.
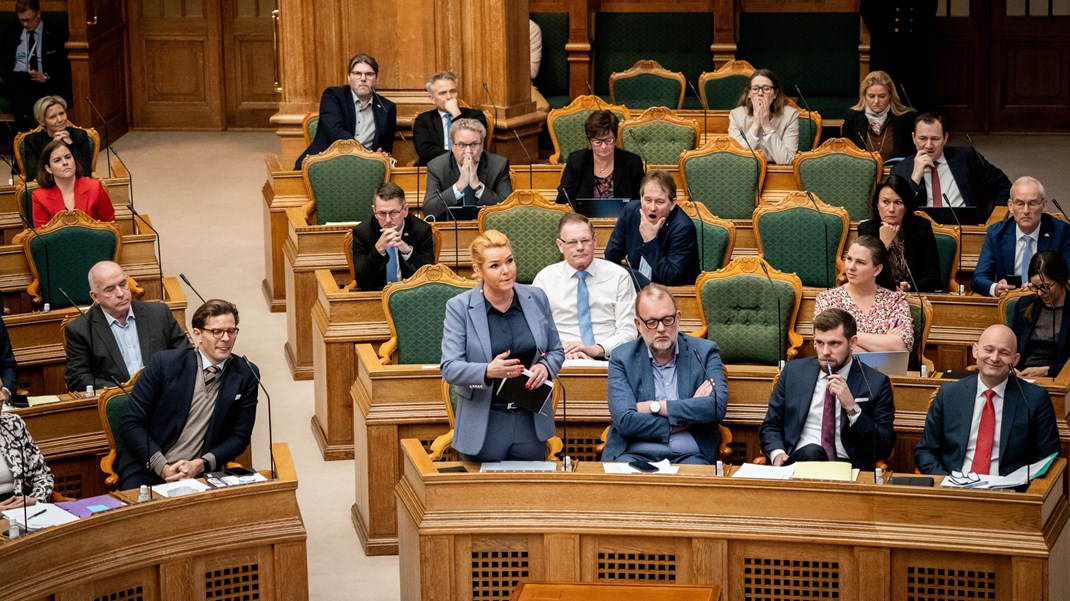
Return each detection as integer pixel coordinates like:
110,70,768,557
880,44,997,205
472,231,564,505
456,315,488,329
997,290,1035,329
530,12,571,109
698,60,756,110
679,135,766,220
13,209,121,309
915,211,961,292
546,95,629,164
907,295,935,373
429,378,563,461
753,191,849,289
692,257,804,365
14,124,101,179
679,201,736,272
302,112,319,147
609,60,686,110
301,139,390,225
478,190,570,284
378,264,474,365
97,372,140,490
618,106,700,165
789,100,822,153
793,138,882,222
15,181,36,226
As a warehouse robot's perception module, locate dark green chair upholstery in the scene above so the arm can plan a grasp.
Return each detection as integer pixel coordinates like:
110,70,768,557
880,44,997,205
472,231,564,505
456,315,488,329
303,113,319,146
15,124,99,179
17,210,121,309
998,290,1035,329
681,202,735,272
609,60,686,110
97,373,139,490
794,138,882,222
907,296,933,372
302,139,390,224
753,192,849,289
680,136,766,220
915,211,960,291
479,191,570,284
379,264,474,365
794,105,822,153
619,107,699,165
531,12,570,109
693,257,803,365
16,181,35,226
546,96,629,164
698,60,756,110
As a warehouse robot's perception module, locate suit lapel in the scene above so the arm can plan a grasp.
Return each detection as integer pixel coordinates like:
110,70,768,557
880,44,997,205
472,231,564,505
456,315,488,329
342,89,357,134
635,342,655,402
436,112,448,148
204,359,241,448
467,286,493,363
1038,216,1055,252
91,305,130,380
675,335,693,399
131,301,155,362
372,93,385,147
998,378,1021,456
790,358,822,438
951,377,979,460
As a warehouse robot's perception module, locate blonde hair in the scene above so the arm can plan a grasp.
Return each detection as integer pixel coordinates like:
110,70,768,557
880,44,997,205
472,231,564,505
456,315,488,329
470,230,512,277
850,71,911,116
33,95,67,126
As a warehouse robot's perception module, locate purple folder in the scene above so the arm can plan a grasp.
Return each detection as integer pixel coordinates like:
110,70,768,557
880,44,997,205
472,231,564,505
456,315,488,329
56,494,127,518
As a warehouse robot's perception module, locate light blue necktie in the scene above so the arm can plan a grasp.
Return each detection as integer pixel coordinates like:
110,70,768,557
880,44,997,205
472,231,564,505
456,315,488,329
576,271,596,346
386,246,400,283
1019,235,1033,282
443,113,453,150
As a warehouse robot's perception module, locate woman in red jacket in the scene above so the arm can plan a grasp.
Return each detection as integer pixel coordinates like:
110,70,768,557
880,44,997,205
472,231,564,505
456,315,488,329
32,138,115,227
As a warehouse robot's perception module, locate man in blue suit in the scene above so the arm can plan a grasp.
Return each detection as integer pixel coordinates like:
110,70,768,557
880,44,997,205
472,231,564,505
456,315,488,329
760,309,896,470
604,284,727,465
293,53,397,170
915,324,1059,476
891,112,1010,222
117,299,259,489
972,177,1070,296
604,170,699,288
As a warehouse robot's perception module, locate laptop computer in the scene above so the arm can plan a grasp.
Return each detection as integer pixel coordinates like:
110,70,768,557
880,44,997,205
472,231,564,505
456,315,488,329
853,351,910,376
573,198,631,219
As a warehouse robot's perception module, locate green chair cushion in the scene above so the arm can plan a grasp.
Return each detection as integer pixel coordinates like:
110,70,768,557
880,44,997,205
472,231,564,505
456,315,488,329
388,282,471,365
933,231,957,291
612,73,683,110
306,154,387,224
797,153,877,221
104,393,130,457
621,121,695,164
908,302,926,371
703,74,751,111
306,117,319,143
592,12,714,96
19,186,32,225
531,12,570,98
1002,295,1030,328
693,219,732,272
682,151,760,220
483,206,563,284
700,274,796,365
797,114,819,153
756,207,842,288
29,225,118,308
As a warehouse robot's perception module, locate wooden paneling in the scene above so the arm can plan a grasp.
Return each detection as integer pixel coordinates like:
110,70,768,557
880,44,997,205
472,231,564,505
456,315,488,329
932,2,989,132
990,14,1070,131
223,0,280,128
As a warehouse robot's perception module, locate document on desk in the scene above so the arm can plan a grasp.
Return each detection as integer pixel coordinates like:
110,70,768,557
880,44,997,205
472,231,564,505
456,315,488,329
792,461,858,482
941,453,1059,489
562,358,608,368
731,463,795,480
480,461,558,472
153,479,211,497
3,503,78,530
26,395,63,407
603,460,679,474
56,494,126,518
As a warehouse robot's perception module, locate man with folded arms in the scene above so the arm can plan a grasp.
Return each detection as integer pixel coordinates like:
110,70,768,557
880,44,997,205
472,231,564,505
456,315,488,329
603,285,726,465
533,212,636,360
915,324,1059,476
350,182,435,291
760,309,895,469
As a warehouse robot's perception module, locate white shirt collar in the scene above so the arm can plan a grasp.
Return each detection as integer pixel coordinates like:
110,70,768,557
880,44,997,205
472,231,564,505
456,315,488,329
103,306,135,327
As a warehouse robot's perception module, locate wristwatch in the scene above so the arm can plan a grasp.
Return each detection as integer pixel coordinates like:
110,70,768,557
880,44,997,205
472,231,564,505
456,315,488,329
846,405,860,417
649,401,661,415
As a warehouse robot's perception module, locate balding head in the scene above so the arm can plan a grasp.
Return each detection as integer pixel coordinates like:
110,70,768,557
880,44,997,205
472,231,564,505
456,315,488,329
88,261,132,320
973,324,1019,388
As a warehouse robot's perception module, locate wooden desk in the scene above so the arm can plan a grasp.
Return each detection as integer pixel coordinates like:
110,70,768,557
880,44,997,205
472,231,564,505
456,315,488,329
511,582,720,601
0,443,308,601
349,350,1070,556
396,440,1068,601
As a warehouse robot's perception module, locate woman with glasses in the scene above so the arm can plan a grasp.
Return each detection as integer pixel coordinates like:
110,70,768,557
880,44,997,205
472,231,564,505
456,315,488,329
858,175,943,292
1012,251,1070,378
728,69,798,165
20,95,94,178
841,71,916,162
556,110,645,204
32,138,114,227
815,236,913,352
440,230,565,462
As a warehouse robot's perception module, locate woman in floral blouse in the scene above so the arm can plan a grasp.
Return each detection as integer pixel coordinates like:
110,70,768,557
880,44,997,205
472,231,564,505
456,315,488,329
815,235,913,352
0,413,54,510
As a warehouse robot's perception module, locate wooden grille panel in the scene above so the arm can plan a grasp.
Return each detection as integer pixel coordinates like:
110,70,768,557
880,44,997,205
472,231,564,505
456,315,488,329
743,557,840,600
54,471,83,499
564,436,601,462
94,586,144,601
906,566,997,600
418,437,456,461
205,562,260,600
728,440,749,464
471,550,529,599
597,551,677,582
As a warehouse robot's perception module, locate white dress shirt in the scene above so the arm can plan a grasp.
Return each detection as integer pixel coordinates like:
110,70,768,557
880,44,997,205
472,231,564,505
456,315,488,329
963,379,1006,475
532,258,637,357
923,158,964,207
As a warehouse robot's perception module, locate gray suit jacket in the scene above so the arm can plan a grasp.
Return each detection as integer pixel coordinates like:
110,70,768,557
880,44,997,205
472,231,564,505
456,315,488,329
440,284,564,456
422,151,512,220
64,300,191,391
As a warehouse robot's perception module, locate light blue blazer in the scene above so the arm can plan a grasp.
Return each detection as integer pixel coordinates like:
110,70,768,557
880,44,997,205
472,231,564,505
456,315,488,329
440,283,565,455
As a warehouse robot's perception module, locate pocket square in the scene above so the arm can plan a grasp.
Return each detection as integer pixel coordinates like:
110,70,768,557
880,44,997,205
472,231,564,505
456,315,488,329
855,397,870,403
235,394,242,400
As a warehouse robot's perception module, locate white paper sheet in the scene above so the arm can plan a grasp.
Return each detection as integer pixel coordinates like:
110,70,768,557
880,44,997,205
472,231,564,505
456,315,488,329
3,503,78,530
152,479,211,497
731,463,795,480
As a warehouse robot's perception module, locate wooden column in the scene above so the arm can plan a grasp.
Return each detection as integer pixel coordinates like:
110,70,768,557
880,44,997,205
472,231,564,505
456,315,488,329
712,0,736,66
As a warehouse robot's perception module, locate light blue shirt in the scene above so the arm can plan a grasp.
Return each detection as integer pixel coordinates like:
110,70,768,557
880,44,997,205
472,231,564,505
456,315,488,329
630,343,700,456
14,22,44,72
104,307,142,378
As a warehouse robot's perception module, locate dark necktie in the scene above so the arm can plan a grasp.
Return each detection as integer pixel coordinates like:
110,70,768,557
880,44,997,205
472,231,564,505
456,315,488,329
820,380,837,461
204,365,220,387
930,161,942,207
27,30,38,72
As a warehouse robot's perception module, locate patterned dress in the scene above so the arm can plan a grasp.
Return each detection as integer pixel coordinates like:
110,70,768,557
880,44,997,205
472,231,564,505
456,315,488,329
0,413,54,502
815,285,913,351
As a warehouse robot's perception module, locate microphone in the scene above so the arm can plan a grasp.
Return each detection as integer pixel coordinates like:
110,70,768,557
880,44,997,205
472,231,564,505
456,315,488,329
397,131,422,203
942,193,965,268
15,202,52,311
622,255,645,292
127,205,164,297
899,84,914,109
109,375,154,500
692,348,716,387
558,186,578,213
241,355,276,479
84,95,114,179
739,134,762,206
481,82,499,126
805,190,832,288
794,84,813,115
179,273,206,303
963,132,995,175
625,128,648,171
686,79,707,142
584,82,606,110
759,260,785,370
686,186,706,272
438,189,462,266
512,129,535,189
58,287,99,391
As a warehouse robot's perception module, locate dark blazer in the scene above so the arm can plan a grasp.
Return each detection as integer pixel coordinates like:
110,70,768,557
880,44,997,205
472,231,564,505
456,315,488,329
440,284,565,456
971,214,1070,295
1011,294,1070,377
422,151,512,221
412,107,488,166
293,87,396,170
0,18,71,101
350,214,435,291
858,216,944,292
841,109,916,160
604,201,699,286
64,300,190,392
604,334,727,464
556,147,645,204
915,374,1060,476
0,318,18,393
117,348,259,488
760,356,896,470
22,126,92,178
891,146,1011,220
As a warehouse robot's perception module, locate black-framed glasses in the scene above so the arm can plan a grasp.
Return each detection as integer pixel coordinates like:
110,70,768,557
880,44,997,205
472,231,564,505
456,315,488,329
202,328,239,338
589,137,615,147
749,85,775,93
639,314,677,329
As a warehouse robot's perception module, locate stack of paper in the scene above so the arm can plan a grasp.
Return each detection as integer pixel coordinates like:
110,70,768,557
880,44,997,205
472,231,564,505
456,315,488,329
3,503,78,530
792,461,858,482
731,463,794,479
152,479,210,497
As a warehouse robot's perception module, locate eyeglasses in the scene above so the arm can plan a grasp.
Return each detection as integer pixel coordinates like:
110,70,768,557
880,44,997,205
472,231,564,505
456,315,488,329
945,471,987,488
201,328,239,338
454,141,483,150
749,85,775,93
350,71,376,79
373,208,404,219
558,237,593,248
589,137,615,147
1030,281,1056,293
1009,199,1044,210
638,314,677,329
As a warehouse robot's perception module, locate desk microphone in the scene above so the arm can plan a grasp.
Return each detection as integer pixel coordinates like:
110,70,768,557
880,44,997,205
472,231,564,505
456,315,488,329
899,84,914,109
512,129,535,189
793,84,813,115
625,128,648,171
686,186,707,272
805,190,832,288
438,189,462,266
84,95,115,179
623,255,645,292
553,369,570,470
759,260,785,370
942,193,965,268
179,273,207,304
58,287,99,390
740,134,762,207
851,355,879,470
127,205,164,294
397,131,422,204
109,375,154,500
585,82,607,111
242,355,276,479
558,186,578,213
686,79,707,139
1051,198,1068,221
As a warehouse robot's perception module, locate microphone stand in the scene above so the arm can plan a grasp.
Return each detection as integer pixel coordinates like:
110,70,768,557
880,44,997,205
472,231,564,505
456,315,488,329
439,190,462,268
127,206,164,297
179,273,207,303
58,287,99,392
625,128,648,171
739,135,762,209
759,260,785,370
805,190,832,288
84,96,114,179
512,130,534,190
397,132,421,206
242,355,276,479
558,186,578,213
686,79,707,143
